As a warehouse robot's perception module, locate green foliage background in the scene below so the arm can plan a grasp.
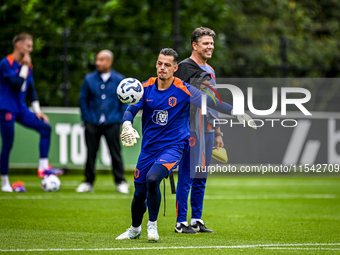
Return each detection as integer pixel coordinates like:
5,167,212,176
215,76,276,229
0,0,339,107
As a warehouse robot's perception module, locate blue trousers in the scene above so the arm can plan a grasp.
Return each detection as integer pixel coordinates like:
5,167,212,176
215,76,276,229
0,109,51,175
176,132,214,223
131,164,169,227
131,147,183,227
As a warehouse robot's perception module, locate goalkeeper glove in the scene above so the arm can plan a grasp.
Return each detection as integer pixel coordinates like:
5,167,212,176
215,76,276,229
231,109,257,130
121,121,140,147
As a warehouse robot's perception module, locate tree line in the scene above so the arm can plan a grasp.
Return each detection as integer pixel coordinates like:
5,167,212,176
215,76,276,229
1,0,339,110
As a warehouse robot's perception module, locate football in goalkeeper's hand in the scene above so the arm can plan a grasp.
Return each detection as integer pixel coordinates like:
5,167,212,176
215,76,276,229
117,78,143,105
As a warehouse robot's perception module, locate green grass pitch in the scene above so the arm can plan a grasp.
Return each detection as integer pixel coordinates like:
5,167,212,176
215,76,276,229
0,173,339,254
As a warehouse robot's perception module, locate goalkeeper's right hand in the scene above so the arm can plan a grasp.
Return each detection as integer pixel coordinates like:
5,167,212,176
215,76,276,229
121,121,140,147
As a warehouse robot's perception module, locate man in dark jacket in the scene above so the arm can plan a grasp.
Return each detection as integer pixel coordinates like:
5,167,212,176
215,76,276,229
77,50,128,193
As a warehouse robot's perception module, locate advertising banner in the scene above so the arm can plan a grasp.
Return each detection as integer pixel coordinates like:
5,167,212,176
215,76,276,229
0,108,142,170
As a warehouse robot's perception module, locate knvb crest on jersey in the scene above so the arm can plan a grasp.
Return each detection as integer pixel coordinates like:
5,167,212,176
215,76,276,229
189,137,196,147
134,169,140,179
153,110,168,126
169,97,177,107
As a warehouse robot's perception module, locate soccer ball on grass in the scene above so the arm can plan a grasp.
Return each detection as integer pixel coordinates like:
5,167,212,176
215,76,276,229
41,175,61,192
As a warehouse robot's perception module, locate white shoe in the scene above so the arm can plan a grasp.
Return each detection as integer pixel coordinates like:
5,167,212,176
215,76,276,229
115,227,141,240
1,183,13,192
76,182,93,192
147,225,159,242
116,181,129,194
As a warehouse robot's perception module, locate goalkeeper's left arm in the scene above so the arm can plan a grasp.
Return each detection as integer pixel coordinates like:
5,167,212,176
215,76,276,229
189,85,257,130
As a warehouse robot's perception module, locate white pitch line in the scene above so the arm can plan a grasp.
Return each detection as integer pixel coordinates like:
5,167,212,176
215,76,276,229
0,243,339,252
264,247,340,251
0,194,337,200
203,194,337,199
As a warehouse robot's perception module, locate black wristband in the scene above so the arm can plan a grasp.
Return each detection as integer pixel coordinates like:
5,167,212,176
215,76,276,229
215,132,223,137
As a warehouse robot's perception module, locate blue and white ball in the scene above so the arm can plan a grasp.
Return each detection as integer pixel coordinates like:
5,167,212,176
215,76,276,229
41,175,61,192
117,78,143,105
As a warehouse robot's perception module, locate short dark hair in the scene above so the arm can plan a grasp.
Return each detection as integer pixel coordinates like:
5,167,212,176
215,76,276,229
12,33,33,45
159,48,178,64
191,27,216,46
